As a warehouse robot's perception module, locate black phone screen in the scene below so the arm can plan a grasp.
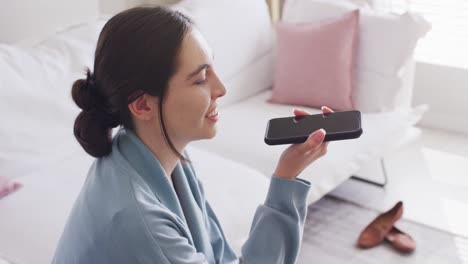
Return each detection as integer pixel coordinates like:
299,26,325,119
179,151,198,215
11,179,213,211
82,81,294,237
266,110,361,139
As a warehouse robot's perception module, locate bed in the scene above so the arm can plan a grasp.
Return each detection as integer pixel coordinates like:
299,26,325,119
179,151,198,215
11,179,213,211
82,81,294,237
0,0,428,263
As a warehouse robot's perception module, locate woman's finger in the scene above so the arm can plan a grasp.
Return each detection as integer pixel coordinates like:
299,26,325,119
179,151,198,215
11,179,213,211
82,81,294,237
295,107,334,117
293,109,311,117
296,128,326,154
321,106,334,115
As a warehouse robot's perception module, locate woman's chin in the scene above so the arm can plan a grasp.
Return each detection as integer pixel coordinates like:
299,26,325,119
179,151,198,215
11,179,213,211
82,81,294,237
202,125,218,139
206,128,217,139
191,118,218,141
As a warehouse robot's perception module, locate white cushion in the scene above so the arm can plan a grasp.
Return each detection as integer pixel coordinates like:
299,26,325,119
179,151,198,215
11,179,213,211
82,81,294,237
0,19,106,179
171,0,275,107
0,0,99,45
191,90,428,204
282,0,431,112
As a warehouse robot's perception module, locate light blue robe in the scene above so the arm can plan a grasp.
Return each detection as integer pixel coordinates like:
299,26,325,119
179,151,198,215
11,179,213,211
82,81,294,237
52,128,311,263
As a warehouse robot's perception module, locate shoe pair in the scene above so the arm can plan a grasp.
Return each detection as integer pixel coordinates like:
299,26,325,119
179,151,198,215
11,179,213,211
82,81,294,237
357,201,416,253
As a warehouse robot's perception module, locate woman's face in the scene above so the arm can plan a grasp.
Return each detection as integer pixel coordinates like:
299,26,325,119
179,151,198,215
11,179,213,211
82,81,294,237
162,28,226,144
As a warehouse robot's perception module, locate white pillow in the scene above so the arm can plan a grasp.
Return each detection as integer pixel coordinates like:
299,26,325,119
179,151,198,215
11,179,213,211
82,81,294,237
171,0,275,107
0,19,106,179
282,0,431,112
0,0,99,44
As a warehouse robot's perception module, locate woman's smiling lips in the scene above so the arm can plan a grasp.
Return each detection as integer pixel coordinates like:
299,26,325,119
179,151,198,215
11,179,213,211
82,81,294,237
206,106,218,122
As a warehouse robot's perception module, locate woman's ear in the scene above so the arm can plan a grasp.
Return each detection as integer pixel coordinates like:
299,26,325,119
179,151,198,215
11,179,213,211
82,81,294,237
128,94,159,121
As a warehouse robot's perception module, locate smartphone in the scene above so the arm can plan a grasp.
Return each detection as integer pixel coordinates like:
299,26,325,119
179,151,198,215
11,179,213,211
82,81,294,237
264,110,363,145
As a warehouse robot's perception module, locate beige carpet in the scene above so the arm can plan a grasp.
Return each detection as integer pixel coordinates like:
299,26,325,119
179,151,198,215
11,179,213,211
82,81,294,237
298,195,468,264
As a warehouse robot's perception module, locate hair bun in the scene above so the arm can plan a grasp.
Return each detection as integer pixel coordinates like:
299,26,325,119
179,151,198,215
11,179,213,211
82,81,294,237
71,68,100,111
74,111,113,158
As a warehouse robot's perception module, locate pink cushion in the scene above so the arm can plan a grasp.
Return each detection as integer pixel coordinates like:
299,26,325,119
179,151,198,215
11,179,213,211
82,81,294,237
269,10,359,110
0,176,22,199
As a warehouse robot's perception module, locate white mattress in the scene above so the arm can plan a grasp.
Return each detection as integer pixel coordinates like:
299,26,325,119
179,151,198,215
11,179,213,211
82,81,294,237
192,90,428,204
0,144,269,263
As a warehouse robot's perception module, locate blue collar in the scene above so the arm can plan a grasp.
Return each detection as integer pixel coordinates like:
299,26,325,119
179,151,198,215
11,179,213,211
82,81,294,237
113,128,188,224
112,128,213,256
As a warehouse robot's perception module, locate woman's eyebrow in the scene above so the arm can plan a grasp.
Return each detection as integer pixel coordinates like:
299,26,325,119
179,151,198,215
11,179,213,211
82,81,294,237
186,64,209,80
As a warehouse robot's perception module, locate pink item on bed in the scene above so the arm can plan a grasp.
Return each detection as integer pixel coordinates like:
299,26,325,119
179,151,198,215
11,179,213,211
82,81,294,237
0,176,22,199
269,10,359,111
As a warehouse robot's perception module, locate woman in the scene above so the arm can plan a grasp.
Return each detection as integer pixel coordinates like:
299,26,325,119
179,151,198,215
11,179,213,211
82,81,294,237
53,6,333,264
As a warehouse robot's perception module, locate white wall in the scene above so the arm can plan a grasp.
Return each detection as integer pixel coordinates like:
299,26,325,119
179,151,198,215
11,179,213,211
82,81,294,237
413,62,468,135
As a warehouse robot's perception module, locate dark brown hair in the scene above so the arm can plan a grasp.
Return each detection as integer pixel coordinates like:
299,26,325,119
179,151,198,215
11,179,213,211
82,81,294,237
72,6,192,160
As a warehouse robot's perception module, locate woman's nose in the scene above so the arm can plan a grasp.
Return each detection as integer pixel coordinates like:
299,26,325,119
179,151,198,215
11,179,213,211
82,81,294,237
212,73,227,99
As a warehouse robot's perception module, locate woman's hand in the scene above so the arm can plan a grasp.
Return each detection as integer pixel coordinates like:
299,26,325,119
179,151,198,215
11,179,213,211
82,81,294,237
273,106,334,180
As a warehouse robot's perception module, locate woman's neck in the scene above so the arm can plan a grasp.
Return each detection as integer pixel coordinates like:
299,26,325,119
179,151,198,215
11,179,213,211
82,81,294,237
133,126,187,182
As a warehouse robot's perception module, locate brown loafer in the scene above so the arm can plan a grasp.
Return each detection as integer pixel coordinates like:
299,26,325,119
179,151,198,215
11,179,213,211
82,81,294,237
357,201,404,249
385,226,416,253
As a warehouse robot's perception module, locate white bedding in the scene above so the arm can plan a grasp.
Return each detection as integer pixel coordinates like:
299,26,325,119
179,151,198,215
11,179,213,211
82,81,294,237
191,90,428,204
0,6,428,262
0,149,93,264
0,144,269,263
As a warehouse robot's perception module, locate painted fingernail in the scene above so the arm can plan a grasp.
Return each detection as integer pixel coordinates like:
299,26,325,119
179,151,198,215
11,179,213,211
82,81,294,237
314,129,326,141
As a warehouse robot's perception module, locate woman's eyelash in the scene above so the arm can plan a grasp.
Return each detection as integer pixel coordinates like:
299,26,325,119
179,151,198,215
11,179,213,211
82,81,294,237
195,79,207,85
